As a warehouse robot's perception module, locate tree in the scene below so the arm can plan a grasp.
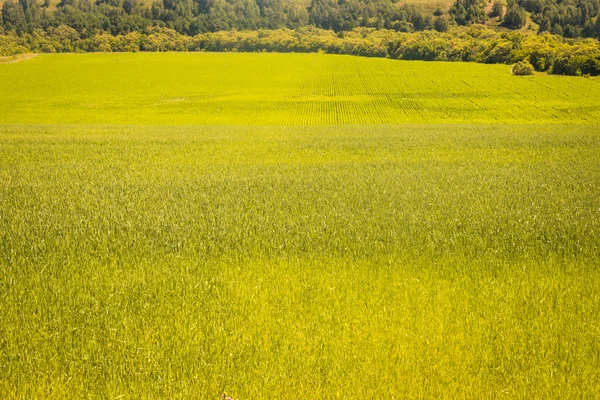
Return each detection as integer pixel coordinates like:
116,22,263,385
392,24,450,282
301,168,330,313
503,2,526,29
308,0,335,30
450,0,487,25
563,24,581,38
19,0,43,27
582,18,595,37
490,1,503,18
538,16,551,32
1,0,27,34
434,16,449,32
551,23,563,36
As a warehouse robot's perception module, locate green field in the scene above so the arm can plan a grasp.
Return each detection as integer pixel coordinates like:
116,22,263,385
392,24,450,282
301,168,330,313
1,54,600,398
2,53,600,125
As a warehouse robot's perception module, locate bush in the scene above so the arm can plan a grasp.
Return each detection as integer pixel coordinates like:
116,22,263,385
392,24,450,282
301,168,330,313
512,60,534,75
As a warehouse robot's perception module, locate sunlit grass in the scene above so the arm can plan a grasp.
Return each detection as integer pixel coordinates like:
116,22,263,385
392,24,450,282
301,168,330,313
1,124,599,398
1,53,600,125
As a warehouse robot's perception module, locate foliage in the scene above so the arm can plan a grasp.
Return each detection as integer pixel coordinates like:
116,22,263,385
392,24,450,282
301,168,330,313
433,16,449,32
2,25,600,76
1,0,599,50
503,2,527,29
0,0,434,36
449,0,488,25
1,0,28,34
519,0,600,37
511,59,534,74
490,1,503,18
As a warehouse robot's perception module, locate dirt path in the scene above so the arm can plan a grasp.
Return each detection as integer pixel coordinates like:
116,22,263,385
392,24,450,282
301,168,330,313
0,53,39,64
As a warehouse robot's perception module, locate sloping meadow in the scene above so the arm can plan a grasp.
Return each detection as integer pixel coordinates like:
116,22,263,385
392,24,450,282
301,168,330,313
1,53,600,125
1,54,599,398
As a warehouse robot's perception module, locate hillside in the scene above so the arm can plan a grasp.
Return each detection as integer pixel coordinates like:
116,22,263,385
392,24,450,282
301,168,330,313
1,0,599,44
1,53,600,125
2,51,600,399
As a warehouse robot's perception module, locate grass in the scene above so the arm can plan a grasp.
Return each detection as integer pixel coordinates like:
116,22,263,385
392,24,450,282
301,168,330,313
1,53,600,125
1,54,599,398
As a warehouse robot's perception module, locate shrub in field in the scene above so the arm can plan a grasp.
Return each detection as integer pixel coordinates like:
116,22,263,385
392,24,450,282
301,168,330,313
512,60,534,75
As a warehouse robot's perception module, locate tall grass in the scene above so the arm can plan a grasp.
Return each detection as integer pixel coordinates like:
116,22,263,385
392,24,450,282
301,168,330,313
1,124,599,398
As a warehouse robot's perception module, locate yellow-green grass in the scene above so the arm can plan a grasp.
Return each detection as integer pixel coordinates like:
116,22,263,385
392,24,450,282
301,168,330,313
1,53,600,125
1,53,600,398
1,124,600,398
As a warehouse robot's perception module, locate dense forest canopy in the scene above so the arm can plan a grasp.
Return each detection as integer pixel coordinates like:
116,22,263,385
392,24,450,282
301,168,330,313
1,0,429,36
1,0,600,38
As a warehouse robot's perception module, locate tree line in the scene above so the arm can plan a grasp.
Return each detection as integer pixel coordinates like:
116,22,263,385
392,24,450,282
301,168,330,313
2,25,600,76
3,0,600,39
2,0,600,76
1,0,448,37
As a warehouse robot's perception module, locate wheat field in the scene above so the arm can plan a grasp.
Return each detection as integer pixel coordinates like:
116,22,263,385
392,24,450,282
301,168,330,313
1,54,599,398
1,53,600,125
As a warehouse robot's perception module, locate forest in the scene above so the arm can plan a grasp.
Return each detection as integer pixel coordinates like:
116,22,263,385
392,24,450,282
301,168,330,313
1,0,600,75
2,0,600,38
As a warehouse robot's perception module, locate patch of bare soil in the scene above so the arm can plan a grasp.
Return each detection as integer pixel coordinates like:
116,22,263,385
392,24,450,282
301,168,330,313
0,53,39,64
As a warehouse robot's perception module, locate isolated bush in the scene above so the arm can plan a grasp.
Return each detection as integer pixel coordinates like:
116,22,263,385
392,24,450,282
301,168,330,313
512,60,534,75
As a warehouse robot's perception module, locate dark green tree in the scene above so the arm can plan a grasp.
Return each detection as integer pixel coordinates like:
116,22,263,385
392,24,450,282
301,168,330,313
563,24,581,37
1,0,27,33
490,0,503,17
538,16,551,32
433,16,448,31
551,23,563,36
503,1,526,29
450,0,487,25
